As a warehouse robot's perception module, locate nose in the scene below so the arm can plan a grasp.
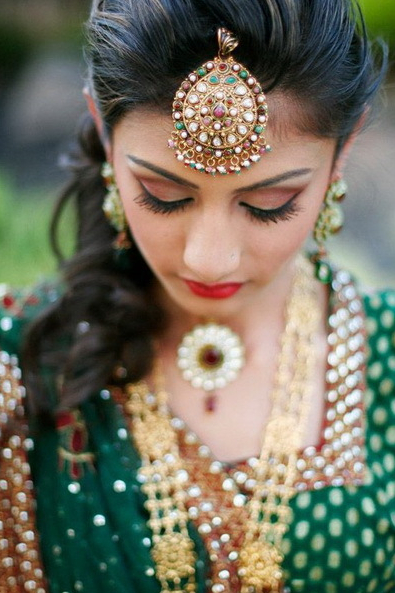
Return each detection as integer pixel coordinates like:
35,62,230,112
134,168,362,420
183,212,241,283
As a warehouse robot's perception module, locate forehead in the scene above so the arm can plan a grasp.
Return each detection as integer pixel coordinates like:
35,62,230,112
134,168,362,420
111,95,336,188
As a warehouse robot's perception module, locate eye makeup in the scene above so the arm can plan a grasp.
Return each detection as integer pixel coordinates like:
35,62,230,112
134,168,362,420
134,185,302,224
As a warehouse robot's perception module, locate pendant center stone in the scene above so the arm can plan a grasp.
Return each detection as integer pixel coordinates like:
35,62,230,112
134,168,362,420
199,345,224,370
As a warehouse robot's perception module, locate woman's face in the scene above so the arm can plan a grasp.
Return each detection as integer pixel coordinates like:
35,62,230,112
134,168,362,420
110,104,338,320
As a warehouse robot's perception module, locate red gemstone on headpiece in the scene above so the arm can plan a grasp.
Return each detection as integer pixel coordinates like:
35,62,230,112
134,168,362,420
213,103,226,119
219,63,228,72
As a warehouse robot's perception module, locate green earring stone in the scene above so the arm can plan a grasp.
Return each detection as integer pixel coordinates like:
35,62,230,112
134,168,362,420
314,259,332,284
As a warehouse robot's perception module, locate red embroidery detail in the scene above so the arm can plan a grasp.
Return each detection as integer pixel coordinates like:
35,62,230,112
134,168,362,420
56,410,94,479
71,428,85,453
71,462,82,480
56,411,76,429
3,295,15,308
25,295,40,306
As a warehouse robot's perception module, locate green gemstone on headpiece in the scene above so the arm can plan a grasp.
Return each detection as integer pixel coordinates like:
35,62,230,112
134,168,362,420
209,75,220,84
175,122,185,130
197,67,207,77
254,125,264,134
225,76,237,84
239,70,248,79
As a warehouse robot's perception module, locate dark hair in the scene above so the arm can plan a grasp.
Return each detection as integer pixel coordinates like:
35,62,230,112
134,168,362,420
23,0,387,413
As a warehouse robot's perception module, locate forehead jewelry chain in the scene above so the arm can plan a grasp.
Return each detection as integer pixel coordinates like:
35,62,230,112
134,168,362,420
123,257,320,593
168,28,270,175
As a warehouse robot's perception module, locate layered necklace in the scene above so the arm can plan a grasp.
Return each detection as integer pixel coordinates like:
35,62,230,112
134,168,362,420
123,258,321,593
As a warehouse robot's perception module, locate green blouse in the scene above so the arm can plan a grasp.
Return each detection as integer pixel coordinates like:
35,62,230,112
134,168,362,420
0,269,394,593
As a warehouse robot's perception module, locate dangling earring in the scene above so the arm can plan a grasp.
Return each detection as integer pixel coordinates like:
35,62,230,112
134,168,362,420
310,178,347,284
101,162,132,250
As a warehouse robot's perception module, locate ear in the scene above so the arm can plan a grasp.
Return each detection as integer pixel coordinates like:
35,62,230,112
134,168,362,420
332,134,358,180
83,86,112,161
331,109,369,181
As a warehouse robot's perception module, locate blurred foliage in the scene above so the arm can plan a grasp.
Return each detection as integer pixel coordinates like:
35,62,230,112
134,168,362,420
360,0,395,67
0,173,75,286
0,0,393,84
360,0,395,37
0,25,34,84
0,1,89,85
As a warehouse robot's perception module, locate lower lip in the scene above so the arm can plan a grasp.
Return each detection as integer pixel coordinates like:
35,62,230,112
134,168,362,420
184,280,243,299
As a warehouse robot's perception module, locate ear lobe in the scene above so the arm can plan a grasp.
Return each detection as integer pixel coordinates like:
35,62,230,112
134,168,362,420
83,86,112,160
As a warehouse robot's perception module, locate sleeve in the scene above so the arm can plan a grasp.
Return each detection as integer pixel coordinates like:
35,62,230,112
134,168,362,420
0,350,48,592
363,289,395,457
0,283,60,591
0,282,61,357
364,290,395,386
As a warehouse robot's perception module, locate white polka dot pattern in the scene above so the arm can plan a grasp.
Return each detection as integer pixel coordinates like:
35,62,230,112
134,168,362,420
282,288,395,592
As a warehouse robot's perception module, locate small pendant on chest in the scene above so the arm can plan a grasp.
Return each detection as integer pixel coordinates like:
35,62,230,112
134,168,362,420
177,322,245,414
204,391,218,413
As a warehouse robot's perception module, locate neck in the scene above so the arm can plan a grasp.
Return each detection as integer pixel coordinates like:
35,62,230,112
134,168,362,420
157,254,305,356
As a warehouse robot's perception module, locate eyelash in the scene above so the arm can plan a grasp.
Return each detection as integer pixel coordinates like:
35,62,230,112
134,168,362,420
135,188,301,224
241,197,301,224
135,190,192,215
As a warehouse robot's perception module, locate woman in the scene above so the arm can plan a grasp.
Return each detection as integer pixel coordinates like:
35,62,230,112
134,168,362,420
0,0,393,592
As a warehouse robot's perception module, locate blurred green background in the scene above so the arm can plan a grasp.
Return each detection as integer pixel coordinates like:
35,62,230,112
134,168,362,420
0,0,394,287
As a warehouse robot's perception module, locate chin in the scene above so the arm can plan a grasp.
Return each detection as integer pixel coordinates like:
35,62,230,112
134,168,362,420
166,288,248,320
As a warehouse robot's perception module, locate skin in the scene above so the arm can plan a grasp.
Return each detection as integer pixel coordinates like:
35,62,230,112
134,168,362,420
90,98,353,461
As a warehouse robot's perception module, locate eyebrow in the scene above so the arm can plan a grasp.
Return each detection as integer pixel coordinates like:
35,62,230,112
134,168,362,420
127,154,312,193
127,155,199,189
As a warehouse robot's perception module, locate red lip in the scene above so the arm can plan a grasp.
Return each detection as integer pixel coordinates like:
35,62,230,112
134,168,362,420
184,279,243,299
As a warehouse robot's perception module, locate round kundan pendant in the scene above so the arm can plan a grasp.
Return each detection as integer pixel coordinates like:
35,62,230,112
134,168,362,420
177,322,245,394
168,28,270,175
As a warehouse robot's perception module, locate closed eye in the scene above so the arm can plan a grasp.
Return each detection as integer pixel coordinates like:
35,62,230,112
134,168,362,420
134,188,193,214
240,194,302,224
135,186,302,223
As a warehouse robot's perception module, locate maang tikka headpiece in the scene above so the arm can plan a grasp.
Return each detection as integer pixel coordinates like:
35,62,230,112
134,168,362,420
168,28,270,175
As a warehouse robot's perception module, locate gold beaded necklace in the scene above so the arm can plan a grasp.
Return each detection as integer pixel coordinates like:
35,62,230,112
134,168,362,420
124,257,321,593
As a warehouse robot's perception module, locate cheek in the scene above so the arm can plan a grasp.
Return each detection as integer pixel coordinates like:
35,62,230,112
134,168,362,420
113,165,183,269
124,202,184,272
249,204,320,266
